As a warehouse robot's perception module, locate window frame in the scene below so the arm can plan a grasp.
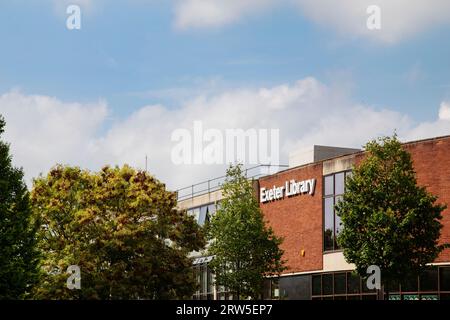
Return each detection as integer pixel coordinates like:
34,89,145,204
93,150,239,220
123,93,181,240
322,170,351,252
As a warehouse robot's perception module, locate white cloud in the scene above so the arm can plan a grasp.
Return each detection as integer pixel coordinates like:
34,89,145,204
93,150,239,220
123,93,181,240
1,80,449,191
292,0,450,43
174,0,276,29
439,101,450,121
174,0,450,43
47,0,450,43
0,91,108,182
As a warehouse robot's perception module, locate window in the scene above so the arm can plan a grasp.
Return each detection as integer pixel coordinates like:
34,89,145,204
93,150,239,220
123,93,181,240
420,269,438,292
193,263,214,300
347,272,360,294
324,175,334,196
188,207,200,223
387,280,400,293
322,274,333,296
401,276,418,293
323,170,351,251
440,267,450,291
334,273,346,295
334,195,344,248
188,202,218,226
311,267,450,300
324,198,334,251
335,172,345,195
312,275,322,296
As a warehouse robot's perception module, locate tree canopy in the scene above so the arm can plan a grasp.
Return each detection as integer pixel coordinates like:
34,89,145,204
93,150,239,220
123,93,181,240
31,165,205,299
0,115,40,299
207,164,285,299
336,135,447,293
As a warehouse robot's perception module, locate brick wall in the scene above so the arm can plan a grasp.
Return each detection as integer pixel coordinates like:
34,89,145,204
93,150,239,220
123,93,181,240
351,137,450,262
405,137,450,262
259,162,323,274
259,136,450,275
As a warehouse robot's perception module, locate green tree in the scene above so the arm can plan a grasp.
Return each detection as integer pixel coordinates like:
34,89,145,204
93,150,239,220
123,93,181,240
207,164,285,300
0,115,40,299
31,165,205,299
336,135,447,299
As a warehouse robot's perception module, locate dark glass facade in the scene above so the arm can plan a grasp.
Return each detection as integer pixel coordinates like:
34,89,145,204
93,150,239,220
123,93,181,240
310,267,450,300
323,170,352,251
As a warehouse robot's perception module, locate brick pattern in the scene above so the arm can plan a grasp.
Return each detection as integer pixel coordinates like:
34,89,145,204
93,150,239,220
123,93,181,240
404,138,450,262
259,136,450,274
259,163,323,274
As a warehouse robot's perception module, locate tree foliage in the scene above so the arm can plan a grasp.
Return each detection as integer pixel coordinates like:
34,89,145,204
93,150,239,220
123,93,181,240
336,135,447,289
207,164,285,299
31,165,205,299
0,115,40,299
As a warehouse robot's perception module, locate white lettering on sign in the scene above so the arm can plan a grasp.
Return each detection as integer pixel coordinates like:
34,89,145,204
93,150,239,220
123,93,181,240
260,178,316,203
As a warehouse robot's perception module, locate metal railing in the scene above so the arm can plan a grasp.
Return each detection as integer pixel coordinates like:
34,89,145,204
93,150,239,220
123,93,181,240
175,164,289,202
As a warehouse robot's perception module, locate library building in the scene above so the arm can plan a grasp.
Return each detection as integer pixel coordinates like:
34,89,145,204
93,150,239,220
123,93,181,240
177,135,450,300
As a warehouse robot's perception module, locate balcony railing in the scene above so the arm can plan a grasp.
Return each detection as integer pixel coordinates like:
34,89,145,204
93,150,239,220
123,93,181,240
175,164,289,202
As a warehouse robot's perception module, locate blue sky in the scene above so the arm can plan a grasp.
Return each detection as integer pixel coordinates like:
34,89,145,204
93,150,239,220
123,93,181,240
1,1,449,120
0,0,449,188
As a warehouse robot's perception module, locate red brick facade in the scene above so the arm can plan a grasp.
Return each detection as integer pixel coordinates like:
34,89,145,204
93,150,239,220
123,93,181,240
259,135,450,275
259,162,324,274
405,137,450,262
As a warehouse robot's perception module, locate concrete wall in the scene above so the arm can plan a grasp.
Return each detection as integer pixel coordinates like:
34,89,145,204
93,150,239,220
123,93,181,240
178,189,223,210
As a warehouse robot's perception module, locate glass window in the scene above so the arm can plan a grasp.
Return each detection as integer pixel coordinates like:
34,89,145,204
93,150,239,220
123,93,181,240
312,275,322,296
387,280,400,293
198,264,207,296
207,266,213,294
323,171,351,252
271,281,280,299
198,206,208,226
401,276,418,292
189,207,200,224
324,175,334,196
334,273,346,295
322,274,333,296
335,172,345,195
440,267,450,291
334,195,344,245
347,272,360,294
420,269,438,292
324,198,334,251
208,204,217,216
204,208,210,224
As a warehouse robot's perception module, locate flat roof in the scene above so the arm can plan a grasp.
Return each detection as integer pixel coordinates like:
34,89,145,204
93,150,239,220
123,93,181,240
177,134,450,189
259,134,450,181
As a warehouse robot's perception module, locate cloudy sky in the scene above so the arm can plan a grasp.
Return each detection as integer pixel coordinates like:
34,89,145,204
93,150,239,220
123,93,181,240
0,0,449,190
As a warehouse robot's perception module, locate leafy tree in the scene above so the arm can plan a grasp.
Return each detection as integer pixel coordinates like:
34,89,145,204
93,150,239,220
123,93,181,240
31,165,205,299
0,115,40,299
336,135,447,299
207,164,285,300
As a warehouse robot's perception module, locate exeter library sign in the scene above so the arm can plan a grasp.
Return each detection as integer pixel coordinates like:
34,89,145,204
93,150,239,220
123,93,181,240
260,178,316,204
